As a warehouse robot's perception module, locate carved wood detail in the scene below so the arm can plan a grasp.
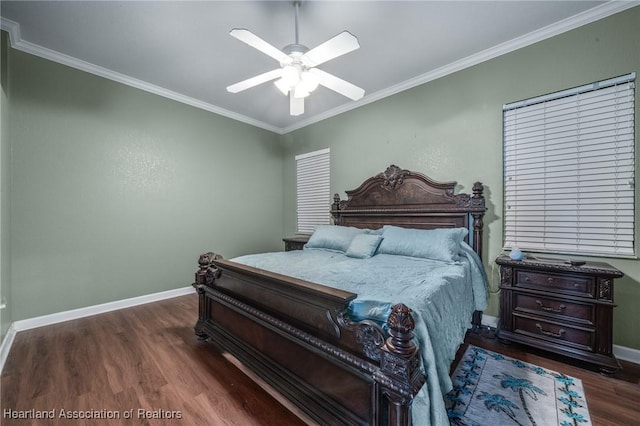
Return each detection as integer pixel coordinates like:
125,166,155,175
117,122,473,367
380,305,425,425
376,165,411,190
501,266,513,286
598,278,613,301
195,251,223,287
337,312,386,361
331,165,486,259
495,256,623,277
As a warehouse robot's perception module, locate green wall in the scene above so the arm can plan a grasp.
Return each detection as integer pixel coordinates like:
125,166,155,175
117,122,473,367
2,42,283,323
1,32,10,337
1,7,638,352
281,8,640,350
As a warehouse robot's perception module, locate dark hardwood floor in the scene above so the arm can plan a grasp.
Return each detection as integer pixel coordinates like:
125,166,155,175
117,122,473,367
1,295,308,426
1,294,638,425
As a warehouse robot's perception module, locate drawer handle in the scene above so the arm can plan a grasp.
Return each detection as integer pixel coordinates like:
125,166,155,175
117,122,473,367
536,323,565,338
536,300,566,313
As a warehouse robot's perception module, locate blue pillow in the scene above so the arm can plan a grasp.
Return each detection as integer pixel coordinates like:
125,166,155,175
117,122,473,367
345,234,383,259
377,226,468,262
304,225,367,252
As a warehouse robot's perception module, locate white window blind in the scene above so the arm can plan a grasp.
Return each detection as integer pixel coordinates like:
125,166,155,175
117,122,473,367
504,73,635,257
296,148,330,234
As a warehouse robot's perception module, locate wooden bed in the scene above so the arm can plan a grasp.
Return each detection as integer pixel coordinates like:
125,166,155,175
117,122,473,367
192,165,486,425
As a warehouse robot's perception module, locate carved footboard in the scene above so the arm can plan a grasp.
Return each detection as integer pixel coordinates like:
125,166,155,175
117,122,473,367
193,252,425,426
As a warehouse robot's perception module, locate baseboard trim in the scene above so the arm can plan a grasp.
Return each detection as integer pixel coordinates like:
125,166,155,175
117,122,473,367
481,314,499,329
0,322,17,375
12,286,195,332
612,344,640,365
0,286,195,375
481,314,640,365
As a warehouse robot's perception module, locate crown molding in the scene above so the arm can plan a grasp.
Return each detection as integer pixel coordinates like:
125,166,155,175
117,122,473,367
281,1,639,134
3,1,638,135
0,16,20,42
0,17,282,134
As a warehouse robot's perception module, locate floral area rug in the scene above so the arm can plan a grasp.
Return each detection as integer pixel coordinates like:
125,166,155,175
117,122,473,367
446,345,591,426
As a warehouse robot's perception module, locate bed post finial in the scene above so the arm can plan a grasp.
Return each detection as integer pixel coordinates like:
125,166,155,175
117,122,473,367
332,193,341,210
384,304,417,356
472,181,484,199
194,252,223,287
380,304,425,425
331,193,342,224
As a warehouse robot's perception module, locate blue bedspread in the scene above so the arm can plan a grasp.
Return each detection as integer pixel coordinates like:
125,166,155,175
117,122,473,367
232,243,488,426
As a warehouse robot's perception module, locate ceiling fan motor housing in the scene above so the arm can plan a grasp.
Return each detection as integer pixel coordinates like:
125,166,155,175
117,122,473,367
282,44,309,56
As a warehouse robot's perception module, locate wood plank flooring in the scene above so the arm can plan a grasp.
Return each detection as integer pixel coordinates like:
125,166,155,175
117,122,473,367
1,295,307,426
1,294,638,425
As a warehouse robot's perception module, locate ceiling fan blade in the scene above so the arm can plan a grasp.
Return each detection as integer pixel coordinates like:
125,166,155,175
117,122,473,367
227,69,283,93
290,93,304,116
230,28,292,65
310,68,365,101
302,31,360,67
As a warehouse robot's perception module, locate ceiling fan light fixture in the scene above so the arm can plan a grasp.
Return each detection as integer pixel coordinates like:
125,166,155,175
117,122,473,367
274,78,291,95
293,86,310,99
281,65,300,87
299,70,320,93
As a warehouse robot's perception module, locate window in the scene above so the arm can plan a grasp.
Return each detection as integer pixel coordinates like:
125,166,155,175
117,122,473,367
503,73,635,257
296,148,330,234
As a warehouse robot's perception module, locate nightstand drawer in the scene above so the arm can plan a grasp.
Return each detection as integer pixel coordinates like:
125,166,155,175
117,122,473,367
515,270,595,297
513,315,594,352
514,293,594,325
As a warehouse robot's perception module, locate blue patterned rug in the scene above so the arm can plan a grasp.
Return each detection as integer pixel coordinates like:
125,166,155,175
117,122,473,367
446,345,591,426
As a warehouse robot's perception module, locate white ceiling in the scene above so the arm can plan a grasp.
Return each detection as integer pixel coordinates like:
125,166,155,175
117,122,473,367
1,1,636,134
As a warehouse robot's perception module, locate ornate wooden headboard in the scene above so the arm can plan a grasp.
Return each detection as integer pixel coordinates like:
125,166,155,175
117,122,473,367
331,165,487,259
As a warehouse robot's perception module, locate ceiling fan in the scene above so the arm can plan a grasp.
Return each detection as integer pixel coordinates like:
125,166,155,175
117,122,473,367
226,1,365,116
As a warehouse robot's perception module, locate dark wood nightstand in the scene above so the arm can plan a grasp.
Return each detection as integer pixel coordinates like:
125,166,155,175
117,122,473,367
495,254,623,374
282,235,310,251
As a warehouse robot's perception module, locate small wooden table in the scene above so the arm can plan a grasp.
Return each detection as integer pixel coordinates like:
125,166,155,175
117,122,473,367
282,235,310,251
495,254,623,374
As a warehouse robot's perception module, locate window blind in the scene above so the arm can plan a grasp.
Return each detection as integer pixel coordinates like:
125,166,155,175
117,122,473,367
296,148,330,234
503,73,635,257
